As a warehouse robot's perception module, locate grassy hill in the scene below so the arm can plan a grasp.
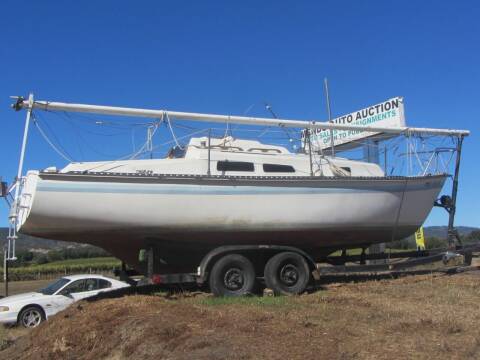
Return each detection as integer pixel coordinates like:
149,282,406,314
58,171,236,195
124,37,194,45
3,273,480,359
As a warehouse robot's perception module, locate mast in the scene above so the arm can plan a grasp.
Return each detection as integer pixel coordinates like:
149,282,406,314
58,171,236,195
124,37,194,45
12,98,470,138
324,78,335,156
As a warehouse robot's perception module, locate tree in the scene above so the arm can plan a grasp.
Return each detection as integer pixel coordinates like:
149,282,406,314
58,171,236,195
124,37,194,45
425,236,446,249
465,230,480,243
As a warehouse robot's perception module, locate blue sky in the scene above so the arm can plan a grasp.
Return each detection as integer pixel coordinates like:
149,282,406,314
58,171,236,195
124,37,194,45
1,1,479,227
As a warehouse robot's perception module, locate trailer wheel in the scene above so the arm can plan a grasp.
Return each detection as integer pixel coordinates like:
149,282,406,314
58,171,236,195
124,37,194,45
209,254,256,297
264,252,310,295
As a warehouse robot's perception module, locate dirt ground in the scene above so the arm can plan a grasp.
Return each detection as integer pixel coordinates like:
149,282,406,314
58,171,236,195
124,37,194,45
1,271,480,360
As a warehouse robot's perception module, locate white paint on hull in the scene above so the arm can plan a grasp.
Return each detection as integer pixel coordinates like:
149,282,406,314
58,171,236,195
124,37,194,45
17,172,446,248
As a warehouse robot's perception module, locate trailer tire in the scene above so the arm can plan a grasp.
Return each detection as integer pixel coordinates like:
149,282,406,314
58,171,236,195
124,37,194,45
264,252,310,295
209,254,256,297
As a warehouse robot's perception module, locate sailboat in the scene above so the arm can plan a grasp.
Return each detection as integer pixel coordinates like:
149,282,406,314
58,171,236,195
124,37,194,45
7,97,468,275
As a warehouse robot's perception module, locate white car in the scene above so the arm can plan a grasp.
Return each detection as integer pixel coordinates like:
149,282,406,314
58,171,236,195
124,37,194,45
0,274,130,328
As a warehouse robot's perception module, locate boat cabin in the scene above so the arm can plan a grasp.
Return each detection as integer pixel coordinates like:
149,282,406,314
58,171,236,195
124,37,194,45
59,137,384,177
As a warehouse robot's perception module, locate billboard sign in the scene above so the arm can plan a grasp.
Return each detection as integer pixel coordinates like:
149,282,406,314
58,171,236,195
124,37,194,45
305,97,405,151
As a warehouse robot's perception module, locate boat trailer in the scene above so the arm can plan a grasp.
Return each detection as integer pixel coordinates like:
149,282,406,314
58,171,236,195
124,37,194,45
112,240,480,291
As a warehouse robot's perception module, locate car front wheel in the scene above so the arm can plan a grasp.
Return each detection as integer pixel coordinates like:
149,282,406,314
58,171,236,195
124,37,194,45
18,306,45,328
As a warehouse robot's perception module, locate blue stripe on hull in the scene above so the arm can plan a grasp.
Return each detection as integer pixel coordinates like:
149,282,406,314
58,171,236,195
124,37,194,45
37,182,410,195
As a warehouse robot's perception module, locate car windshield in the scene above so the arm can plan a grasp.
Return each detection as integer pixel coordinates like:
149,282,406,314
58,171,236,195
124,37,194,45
38,278,71,295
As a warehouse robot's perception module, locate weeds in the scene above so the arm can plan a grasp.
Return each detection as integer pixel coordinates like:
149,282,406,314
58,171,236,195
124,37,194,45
198,294,291,307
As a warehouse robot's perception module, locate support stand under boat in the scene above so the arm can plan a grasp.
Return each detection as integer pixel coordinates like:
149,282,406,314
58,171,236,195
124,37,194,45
364,138,386,264
1,93,34,296
434,135,465,248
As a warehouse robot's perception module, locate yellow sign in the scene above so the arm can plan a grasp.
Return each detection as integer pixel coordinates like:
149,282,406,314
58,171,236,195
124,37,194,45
415,227,425,250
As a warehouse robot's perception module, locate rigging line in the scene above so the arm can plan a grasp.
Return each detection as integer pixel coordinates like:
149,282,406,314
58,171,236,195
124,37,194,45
146,128,209,154
257,126,273,138
165,112,184,150
60,111,135,136
224,121,231,139
257,102,296,145
63,111,85,161
41,106,86,161
80,119,164,169
51,110,155,133
67,119,132,137
128,117,163,160
53,109,156,128
228,102,259,136
131,127,136,154
128,134,150,159
34,112,76,162
172,123,202,131
53,110,128,159
172,123,303,138
32,114,75,162
213,127,291,134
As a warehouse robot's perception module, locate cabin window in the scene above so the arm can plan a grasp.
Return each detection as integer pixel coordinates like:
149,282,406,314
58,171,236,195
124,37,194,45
341,167,352,175
217,161,254,172
263,164,295,173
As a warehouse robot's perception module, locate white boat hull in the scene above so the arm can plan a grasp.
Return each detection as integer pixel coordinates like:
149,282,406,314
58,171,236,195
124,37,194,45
17,171,446,273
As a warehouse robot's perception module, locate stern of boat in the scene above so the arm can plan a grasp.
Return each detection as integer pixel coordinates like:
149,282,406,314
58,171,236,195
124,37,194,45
393,174,448,239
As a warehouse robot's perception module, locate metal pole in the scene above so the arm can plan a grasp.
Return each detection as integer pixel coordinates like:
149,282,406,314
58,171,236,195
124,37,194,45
365,139,385,264
447,135,464,248
207,129,211,176
384,144,388,174
8,93,33,262
324,78,335,156
147,246,154,279
147,126,153,159
4,251,8,297
307,129,314,176
13,93,34,202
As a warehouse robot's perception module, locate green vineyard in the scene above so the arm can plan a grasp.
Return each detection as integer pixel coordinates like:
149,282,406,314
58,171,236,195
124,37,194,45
0,257,122,281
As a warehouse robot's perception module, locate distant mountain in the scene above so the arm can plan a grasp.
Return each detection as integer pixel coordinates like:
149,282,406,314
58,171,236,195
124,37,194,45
423,226,478,239
0,228,102,252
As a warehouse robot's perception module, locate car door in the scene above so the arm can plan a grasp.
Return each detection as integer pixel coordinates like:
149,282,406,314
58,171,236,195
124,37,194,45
97,278,113,293
71,278,102,300
49,279,86,316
